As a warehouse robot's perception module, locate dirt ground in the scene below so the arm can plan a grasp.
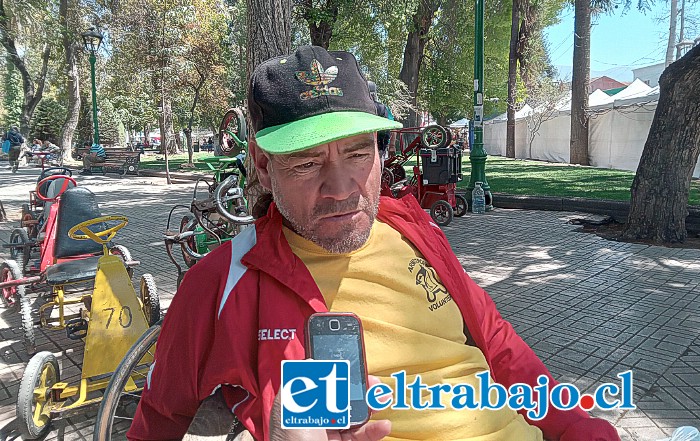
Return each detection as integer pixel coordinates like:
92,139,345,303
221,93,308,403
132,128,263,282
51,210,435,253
574,219,700,250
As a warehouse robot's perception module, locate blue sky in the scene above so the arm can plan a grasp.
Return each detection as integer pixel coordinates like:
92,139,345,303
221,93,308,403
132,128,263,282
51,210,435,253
544,1,700,80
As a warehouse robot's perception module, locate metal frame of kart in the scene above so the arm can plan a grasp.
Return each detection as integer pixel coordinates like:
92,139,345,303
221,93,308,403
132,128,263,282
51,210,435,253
380,124,467,227
164,173,254,287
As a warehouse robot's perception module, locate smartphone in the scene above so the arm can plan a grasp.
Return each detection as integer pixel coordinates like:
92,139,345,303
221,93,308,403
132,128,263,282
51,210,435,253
305,312,370,426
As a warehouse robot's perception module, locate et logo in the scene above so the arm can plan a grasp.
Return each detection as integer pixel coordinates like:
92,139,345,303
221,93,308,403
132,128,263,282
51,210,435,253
280,360,350,429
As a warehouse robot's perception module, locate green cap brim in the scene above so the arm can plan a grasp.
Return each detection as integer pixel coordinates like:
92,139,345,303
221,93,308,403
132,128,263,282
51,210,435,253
254,111,403,154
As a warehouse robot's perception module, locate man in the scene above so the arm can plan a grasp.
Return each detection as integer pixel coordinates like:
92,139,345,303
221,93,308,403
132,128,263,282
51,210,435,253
129,46,619,441
367,81,396,161
81,142,106,175
6,126,25,173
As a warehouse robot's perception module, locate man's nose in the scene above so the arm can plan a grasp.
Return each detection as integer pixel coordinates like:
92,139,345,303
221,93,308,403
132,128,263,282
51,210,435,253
319,161,357,200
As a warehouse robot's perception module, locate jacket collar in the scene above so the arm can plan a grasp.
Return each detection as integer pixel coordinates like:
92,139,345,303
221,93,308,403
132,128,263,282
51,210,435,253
240,196,456,311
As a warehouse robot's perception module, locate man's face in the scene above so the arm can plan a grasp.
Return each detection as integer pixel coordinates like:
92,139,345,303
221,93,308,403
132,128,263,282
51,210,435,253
255,133,381,254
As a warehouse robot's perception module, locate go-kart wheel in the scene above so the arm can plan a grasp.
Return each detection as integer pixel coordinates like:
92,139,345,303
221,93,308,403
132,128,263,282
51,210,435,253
20,295,36,355
21,210,38,240
1,260,25,309
214,175,255,225
454,195,468,217
110,245,134,279
68,215,129,244
10,227,30,272
218,108,247,156
93,323,161,441
179,215,199,268
381,168,395,189
139,274,160,326
430,200,453,227
17,351,60,439
421,125,450,149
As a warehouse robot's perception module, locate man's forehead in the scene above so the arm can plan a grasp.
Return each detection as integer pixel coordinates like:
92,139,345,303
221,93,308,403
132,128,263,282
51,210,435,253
278,133,375,159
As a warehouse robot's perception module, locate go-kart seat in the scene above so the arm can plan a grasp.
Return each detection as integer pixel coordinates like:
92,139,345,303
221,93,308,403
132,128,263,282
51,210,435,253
45,187,108,286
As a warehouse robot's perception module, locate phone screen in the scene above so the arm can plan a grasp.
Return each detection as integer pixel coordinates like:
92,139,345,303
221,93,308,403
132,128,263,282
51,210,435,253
312,334,365,401
307,314,369,425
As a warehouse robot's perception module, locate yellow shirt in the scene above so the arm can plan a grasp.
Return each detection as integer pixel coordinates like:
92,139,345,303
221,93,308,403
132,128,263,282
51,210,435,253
283,221,542,441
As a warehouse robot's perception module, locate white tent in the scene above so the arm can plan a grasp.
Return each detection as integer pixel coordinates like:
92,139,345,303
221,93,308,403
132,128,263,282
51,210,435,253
610,78,652,101
449,118,470,128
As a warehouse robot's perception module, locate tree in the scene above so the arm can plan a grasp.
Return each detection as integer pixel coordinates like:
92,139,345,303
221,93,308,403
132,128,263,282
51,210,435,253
0,0,55,135
665,0,678,66
399,0,441,127
244,0,291,211
569,0,591,165
622,45,700,244
2,57,22,127
30,96,65,142
58,0,81,161
506,0,520,158
296,0,344,49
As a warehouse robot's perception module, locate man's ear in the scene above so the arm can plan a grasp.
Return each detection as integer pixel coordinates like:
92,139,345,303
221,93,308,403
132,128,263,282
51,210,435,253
249,140,272,191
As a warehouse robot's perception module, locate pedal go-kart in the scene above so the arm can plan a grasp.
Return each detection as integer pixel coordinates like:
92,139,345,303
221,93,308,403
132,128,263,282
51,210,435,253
7,168,77,273
381,124,466,227
164,172,254,287
0,182,137,354
15,215,160,439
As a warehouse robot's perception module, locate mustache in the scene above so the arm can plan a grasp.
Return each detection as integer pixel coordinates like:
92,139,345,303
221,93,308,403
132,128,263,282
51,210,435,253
312,195,371,217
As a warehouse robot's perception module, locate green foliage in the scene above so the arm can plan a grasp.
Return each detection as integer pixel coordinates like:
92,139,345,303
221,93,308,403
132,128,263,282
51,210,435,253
2,58,22,128
30,96,66,141
97,98,122,145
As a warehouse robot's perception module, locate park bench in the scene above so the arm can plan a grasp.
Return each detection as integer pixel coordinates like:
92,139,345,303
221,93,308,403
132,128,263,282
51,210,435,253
77,147,141,177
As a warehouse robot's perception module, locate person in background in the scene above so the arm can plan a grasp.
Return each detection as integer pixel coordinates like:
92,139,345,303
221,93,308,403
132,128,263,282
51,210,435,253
6,126,25,173
81,143,106,175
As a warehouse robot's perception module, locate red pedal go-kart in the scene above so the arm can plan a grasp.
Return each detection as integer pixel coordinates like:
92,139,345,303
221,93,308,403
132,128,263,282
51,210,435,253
381,125,467,226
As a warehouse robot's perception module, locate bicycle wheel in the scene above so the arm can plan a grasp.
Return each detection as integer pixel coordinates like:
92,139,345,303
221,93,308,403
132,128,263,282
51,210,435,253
93,323,161,440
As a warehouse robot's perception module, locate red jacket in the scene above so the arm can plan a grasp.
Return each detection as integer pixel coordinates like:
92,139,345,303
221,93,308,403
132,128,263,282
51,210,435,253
128,196,619,441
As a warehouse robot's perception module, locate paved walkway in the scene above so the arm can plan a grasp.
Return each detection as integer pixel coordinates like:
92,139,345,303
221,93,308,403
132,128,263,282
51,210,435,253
0,166,698,440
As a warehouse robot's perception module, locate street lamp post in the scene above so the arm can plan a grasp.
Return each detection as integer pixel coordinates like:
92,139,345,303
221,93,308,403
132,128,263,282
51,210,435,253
468,0,493,210
82,27,104,146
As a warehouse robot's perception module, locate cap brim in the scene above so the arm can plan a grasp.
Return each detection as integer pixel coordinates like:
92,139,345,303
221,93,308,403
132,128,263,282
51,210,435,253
254,111,403,154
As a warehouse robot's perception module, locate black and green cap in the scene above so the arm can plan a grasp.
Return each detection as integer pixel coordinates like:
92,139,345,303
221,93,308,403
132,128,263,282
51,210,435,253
247,45,402,154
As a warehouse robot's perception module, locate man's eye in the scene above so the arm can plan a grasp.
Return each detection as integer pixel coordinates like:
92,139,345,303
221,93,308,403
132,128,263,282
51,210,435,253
299,161,316,169
351,153,369,158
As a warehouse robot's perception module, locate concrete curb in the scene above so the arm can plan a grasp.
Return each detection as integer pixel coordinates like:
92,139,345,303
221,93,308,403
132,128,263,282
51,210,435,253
490,192,700,232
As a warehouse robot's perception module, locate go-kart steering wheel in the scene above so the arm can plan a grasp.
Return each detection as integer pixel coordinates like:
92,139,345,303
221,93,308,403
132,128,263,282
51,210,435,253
214,175,255,225
68,215,129,245
40,167,73,181
35,175,77,202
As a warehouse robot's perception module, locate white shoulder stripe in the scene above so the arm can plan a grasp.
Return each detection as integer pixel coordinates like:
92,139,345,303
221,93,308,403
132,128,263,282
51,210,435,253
218,225,257,318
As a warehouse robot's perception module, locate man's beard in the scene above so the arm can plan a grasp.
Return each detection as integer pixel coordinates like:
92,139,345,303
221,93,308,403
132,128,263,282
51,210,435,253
271,176,380,254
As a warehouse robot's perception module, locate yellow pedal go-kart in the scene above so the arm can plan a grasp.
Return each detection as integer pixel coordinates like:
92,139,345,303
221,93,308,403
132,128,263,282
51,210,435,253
16,215,160,439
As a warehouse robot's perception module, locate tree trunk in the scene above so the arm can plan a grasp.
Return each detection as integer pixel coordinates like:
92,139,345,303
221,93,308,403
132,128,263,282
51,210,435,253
302,0,339,49
245,0,291,212
0,0,51,136
506,0,520,159
184,128,193,164
399,0,440,128
59,0,80,162
569,0,590,165
621,45,700,244
665,0,678,67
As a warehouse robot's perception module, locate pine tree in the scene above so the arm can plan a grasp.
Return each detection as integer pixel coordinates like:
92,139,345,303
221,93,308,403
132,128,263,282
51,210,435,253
30,98,67,142
2,59,22,128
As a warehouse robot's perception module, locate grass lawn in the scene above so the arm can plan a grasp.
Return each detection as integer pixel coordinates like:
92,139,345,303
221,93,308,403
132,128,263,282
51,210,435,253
140,151,700,206
139,151,215,173
451,156,700,206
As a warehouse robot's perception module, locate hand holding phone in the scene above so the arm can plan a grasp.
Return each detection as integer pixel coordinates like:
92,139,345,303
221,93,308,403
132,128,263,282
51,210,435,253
305,312,370,427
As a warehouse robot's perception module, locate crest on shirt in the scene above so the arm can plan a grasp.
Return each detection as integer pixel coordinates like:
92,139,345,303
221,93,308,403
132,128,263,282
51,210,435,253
295,59,344,100
408,258,450,310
